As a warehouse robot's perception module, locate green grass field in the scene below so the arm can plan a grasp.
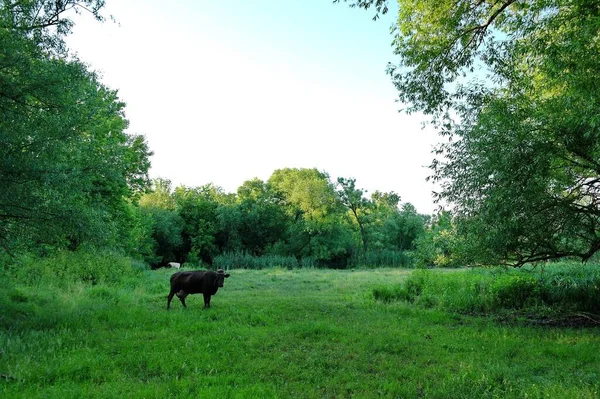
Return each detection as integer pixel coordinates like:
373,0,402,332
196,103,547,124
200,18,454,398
1,268,599,398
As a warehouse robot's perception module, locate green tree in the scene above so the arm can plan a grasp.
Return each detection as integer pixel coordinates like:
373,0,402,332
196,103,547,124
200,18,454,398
0,1,151,253
1,1,106,47
138,179,183,264
337,177,372,254
368,190,399,250
216,203,244,254
414,211,463,268
120,203,156,261
342,0,600,265
269,168,352,264
380,202,426,252
174,184,224,265
233,179,287,256
139,179,177,210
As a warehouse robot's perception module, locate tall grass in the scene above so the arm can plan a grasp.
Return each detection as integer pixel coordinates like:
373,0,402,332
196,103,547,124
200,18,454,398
214,252,300,270
214,249,415,270
373,262,600,316
349,249,414,268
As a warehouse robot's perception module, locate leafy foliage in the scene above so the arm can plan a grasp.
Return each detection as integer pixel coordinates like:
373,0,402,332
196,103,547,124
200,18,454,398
341,0,600,266
337,177,372,253
429,0,600,265
232,179,288,256
268,168,353,264
414,211,464,268
0,0,151,253
3,247,144,286
134,170,425,268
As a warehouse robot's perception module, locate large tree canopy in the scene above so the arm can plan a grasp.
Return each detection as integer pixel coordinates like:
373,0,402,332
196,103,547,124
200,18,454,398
0,1,151,252
341,0,600,265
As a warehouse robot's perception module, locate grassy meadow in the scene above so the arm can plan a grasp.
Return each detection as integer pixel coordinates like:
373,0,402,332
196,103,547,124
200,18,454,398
1,264,599,398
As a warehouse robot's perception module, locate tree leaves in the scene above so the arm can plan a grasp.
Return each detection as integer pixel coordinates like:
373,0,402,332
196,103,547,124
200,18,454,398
0,1,151,253
341,0,600,265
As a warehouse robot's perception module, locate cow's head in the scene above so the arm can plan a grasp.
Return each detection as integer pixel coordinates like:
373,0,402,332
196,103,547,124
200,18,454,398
216,269,231,287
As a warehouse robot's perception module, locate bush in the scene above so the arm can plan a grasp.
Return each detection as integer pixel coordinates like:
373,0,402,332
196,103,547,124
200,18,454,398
373,271,425,302
373,285,412,303
3,247,143,286
413,211,466,268
535,262,600,312
373,263,600,315
489,275,540,309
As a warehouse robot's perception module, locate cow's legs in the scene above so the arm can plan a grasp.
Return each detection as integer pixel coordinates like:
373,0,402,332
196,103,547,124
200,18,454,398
167,288,176,310
177,290,189,308
203,293,211,308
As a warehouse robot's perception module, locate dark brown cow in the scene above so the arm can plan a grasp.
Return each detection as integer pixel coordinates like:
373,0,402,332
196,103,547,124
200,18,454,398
167,269,230,310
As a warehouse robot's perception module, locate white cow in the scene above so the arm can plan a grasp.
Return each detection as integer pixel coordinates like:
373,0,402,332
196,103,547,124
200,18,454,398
168,262,181,269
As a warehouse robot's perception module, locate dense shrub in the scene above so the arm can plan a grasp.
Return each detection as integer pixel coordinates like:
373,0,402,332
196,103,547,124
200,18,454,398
373,272,424,303
373,263,600,315
413,211,465,268
2,248,145,286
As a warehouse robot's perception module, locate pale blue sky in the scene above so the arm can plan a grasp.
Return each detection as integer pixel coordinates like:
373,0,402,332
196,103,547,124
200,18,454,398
67,0,439,213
